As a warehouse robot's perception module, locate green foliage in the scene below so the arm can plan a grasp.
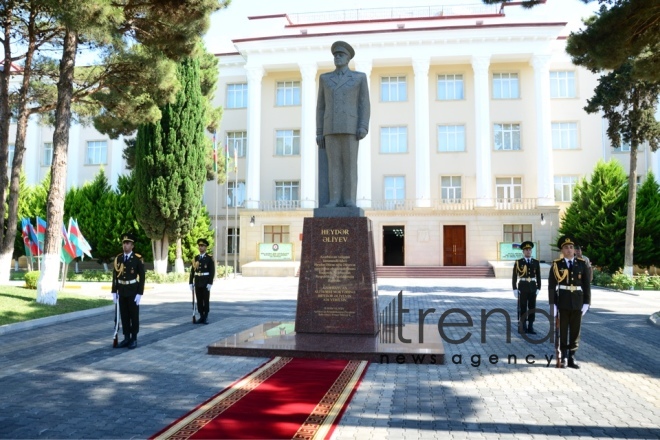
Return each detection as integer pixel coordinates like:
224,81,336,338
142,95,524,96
565,0,660,82
216,265,234,279
134,56,208,245
634,172,660,268
559,160,627,272
144,270,190,284
611,271,634,291
14,171,49,259
168,205,214,263
110,174,153,262
592,269,613,288
24,271,40,289
583,62,660,153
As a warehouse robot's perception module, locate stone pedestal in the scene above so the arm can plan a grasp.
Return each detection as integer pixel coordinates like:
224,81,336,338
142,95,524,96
295,217,378,335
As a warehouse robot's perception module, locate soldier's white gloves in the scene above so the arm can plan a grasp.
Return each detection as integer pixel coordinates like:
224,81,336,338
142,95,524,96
513,289,519,298
536,289,540,296
581,304,589,316
553,305,558,317
206,284,212,291
112,292,118,304
135,294,142,305
189,284,194,291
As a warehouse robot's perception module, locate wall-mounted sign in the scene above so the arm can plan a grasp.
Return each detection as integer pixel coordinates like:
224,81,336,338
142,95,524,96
258,243,294,261
499,242,537,261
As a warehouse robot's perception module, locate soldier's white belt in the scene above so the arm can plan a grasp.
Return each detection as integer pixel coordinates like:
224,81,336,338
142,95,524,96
118,279,138,285
195,272,210,276
519,277,536,282
558,285,582,292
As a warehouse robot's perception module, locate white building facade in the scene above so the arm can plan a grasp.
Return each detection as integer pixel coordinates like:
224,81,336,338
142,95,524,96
10,3,660,271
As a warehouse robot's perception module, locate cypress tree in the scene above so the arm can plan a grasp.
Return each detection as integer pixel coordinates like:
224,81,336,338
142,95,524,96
634,172,660,269
135,57,208,273
559,160,628,273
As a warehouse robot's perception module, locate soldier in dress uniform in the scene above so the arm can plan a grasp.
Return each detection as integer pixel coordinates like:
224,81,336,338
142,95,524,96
548,235,591,369
111,232,145,349
189,238,215,324
512,241,542,334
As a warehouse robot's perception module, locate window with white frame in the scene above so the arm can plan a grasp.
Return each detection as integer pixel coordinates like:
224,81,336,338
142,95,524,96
275,130,300,156
86,141,107,165
8,144,14,165
381,76,407,102
437,74,464,100
43,142,53,166
227,131,247,157
438,125,466,152
227,83,248,109
276,81,301,106
441,176,462,202
275,181,299,202
380,126,407,153
613,140,631,152
227,181,245,208
552,122,578,150
636,175,643,188
554,176,578,202
384,176,405,208
550,71,576,98
496,177,522,203
493,73,519,99
494,124,521,150
503,224,532,243
227,227,240,254
264,225,289,244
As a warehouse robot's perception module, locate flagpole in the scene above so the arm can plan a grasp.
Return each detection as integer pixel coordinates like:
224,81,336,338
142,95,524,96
225,136,229,280
233,147,238,279
213,131,220,277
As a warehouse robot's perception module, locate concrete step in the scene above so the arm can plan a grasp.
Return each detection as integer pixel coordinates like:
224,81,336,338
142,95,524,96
376,266,495,278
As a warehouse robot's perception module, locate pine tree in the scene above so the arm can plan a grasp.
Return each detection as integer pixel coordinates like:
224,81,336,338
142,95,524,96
169,206,214,265
135,57,208,273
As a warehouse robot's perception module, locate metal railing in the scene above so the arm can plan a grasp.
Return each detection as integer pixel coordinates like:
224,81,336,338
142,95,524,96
287,4,501,25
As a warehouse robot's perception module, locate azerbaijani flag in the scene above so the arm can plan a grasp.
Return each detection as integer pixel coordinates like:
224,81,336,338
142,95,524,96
36,216,47,242
68,218,93,259
27,223,41,253
61,224,78,264
21,218,38,256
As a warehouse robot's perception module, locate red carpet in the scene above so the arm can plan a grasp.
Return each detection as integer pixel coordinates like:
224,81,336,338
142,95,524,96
153,357,369,440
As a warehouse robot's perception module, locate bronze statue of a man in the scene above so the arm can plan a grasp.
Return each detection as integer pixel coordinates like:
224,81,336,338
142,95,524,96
316,41,371,208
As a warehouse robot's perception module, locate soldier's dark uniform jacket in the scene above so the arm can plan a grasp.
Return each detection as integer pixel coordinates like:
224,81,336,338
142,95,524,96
112,252,145,296
189,253,215,287
548,257,591,310
512,257,542,290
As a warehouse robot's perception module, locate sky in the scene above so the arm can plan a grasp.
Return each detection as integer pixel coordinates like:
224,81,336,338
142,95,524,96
203,0,602,54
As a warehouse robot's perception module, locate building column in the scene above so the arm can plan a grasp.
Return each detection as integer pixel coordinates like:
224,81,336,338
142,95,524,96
354,59,373,208
531,54,555,206
472,55,492,207
299,62,318,209
413,57,431,208
245,65,264,210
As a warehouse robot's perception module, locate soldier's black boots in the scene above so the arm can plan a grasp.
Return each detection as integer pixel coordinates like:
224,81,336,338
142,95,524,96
117,338,130,348
128,338,137,349
567,352,580,369
527,323,537,335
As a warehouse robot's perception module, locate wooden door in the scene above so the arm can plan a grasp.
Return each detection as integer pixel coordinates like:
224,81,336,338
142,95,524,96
443,225,466,266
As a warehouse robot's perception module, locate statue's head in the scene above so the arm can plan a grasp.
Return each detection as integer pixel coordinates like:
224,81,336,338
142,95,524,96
331,41,355,60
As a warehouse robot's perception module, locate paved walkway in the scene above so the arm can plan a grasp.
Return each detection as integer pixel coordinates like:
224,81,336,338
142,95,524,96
0,277,658,439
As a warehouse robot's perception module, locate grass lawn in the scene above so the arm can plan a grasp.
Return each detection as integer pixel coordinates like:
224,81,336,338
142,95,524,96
0,285,112,326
